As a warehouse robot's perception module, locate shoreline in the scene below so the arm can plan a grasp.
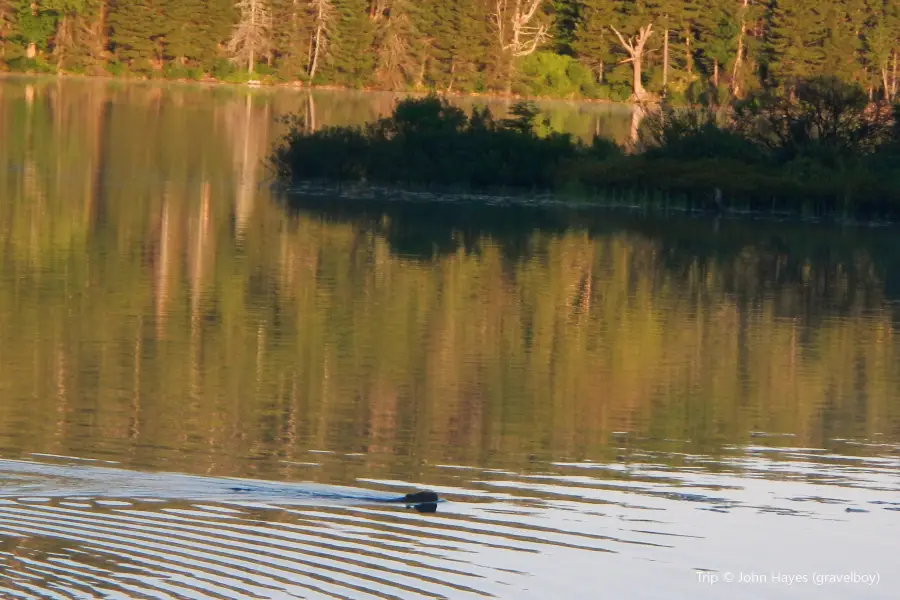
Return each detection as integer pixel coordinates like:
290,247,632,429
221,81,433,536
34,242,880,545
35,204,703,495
273,181,900,229
0,69,637,109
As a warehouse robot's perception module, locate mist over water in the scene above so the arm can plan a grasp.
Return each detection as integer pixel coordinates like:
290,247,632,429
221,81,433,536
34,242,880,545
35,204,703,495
0,76,898,599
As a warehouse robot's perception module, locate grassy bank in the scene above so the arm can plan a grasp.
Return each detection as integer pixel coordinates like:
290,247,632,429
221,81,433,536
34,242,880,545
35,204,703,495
270,77,900,221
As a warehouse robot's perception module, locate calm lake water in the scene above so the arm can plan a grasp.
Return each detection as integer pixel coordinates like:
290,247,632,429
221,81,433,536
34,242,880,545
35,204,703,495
0,75,898,599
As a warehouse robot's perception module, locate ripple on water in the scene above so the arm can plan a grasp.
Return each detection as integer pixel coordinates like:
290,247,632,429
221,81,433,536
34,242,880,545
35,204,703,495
0,452,897,599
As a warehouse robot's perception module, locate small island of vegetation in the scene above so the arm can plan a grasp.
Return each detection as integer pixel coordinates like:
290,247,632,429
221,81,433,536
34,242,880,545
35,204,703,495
271,76,900,221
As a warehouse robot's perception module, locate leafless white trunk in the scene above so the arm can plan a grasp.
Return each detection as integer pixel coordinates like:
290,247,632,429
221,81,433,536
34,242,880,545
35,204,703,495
227,0,273,74
611,23,653,100
662,29,668,89
308,0,333,80
26,1,38,58
892,51,897,99
731,0,749,97
493,0,550,94
883,67,891,101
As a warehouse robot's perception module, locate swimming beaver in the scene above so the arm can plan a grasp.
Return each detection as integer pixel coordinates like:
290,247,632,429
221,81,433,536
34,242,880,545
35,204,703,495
225,486,440,508
389,491,439,513
383,491,440,505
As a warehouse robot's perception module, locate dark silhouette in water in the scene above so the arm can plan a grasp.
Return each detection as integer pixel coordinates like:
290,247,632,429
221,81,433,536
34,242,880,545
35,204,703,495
383,491,441,513
389,491,440,504
226,486,440,511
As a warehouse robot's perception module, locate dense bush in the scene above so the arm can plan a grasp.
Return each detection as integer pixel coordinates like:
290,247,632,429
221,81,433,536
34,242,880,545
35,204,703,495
271,95,583,190
272,78,900,219
638,105,768,164
518,52,600,99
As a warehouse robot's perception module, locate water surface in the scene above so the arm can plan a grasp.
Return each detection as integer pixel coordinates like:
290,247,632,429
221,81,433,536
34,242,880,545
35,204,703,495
0,76,898,599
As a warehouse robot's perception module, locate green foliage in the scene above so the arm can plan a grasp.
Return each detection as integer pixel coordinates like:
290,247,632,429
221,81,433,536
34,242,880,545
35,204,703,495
0,0,894,103
732,76,895,164
273,78,900,218
518,51,600,98
639,104,768,162
272,94,584,190
6,55,56,72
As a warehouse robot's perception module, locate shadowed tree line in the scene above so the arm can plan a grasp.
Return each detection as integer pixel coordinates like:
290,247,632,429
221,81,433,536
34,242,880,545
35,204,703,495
272,76,900,219
0,1,897,104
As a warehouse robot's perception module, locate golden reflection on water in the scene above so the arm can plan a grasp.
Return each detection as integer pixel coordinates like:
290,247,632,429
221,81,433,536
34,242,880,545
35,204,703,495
0,75,898,600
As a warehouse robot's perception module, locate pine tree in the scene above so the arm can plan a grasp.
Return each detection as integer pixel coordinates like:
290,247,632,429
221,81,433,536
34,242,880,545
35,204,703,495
821,1,862,86
446,0,492,91
694,0,739,92
163,0,205,65
108,0,168,69
372,0,423,89
572,0,615,84
322,0,375,86
549,0,579,54
268,0,314,79
766,0,828,88
227,0,272,74
862,0,899,100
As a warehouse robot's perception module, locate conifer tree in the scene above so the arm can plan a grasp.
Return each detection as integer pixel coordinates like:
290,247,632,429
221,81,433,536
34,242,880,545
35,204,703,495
766,0,827,88
694,0,739,91
307,0,333,80
863,0,899,100
573,0,615,84
445,0,493,91
164,0,205,65
322,0,375,86
108,0,167,69
227,0,272,74
372,0,422,89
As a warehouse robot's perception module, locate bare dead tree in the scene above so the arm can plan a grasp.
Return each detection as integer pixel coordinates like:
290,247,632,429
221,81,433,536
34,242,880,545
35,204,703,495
308,0,333,80
731,0,749,97
492,0,550,94
611,23,653,100
227,0,273,75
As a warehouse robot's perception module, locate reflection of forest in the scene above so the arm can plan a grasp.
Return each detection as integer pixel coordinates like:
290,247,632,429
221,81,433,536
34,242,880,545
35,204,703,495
0,78,898,484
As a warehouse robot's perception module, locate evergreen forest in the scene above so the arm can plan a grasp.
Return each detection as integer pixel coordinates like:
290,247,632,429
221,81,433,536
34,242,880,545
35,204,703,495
0,1,897,103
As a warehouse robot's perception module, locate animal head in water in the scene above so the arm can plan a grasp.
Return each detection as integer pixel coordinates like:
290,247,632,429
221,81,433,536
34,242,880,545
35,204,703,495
403,491,440,504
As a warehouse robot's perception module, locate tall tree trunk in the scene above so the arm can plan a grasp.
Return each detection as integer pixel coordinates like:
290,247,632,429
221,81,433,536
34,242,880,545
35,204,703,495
629,104,644,148
611,24,653,100
633,54,643,97
883,66,891,101
891,50,897,98
249,47,255,74
446,59,455,93
663,29,668,90
731,0,748,97
685,31,692,78
309,26,322,79
26,1,38,58
713,59,719,89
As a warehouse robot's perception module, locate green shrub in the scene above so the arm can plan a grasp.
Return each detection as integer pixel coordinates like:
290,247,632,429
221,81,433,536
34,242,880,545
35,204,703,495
639,105,768,164
211,58,235,80
271,95,585,190
518,52,601,98
6,56,55,74
104,61,127,77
